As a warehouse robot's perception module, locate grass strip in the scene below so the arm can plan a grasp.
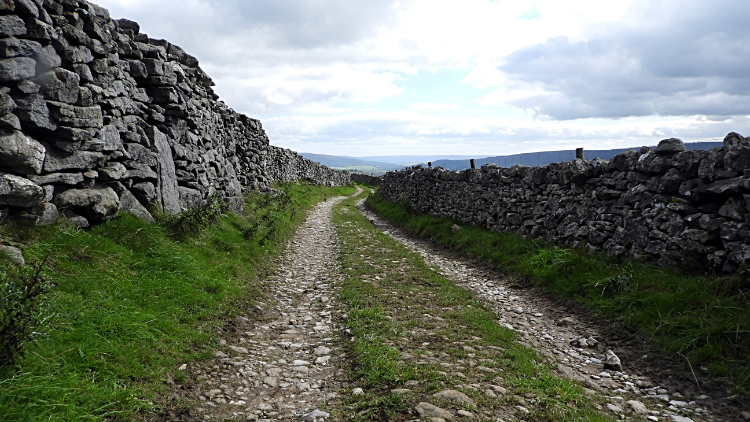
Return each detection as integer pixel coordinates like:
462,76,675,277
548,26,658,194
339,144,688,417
332,189,611,421
365,192,750,394
0,181,355,422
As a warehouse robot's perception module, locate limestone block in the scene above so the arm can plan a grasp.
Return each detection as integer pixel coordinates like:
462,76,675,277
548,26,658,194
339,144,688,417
35,68,81,104
0,129,45,175
0,37,43,58
0,15,26,38
0,57,36,82
0,172,44,207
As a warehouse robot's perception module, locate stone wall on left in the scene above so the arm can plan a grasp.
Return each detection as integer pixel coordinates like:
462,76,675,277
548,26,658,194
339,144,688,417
0,0,349,228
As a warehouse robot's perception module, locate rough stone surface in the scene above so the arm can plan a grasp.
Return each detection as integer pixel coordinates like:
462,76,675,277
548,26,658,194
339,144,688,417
168,190,356,421
415,402,454,420
0,0,349,226
0,245,25,266
0,130,45,175
0,172,43,207
377,133,750,276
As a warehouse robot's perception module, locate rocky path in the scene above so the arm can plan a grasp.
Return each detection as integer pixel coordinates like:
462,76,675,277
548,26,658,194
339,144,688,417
357,197,749,422
180,189,361,422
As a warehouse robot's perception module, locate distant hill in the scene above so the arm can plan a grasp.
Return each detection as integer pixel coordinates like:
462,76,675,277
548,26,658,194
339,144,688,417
298,153,407,176
351,155,476,165
425,142,724,171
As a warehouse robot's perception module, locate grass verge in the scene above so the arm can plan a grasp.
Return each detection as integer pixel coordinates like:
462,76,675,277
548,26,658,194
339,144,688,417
332,189,611,421
0,181,355,422
365,192,750,394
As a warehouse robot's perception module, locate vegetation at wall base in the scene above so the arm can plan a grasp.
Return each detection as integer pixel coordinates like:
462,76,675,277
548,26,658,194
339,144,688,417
332,189,612,421
365,192,750,394
0,181,355,422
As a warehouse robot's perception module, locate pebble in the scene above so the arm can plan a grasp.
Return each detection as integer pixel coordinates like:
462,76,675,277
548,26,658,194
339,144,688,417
415,402,454,420
179,193,353,421
433,389,476,407
628,400,650,414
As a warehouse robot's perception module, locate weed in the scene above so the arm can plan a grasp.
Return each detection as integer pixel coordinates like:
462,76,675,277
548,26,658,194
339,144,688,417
0,182,355,421
0,256,54,367
160,193,228,237
365,192,750,393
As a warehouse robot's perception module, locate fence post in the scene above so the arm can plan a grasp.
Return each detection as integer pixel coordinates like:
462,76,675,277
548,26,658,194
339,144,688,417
576,148,585,160
470,159,476,169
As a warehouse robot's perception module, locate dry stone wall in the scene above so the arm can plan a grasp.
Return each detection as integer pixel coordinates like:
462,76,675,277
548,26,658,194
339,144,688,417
379,134,750,276
349,172,381,186
0,0,348,228
265,146,350,187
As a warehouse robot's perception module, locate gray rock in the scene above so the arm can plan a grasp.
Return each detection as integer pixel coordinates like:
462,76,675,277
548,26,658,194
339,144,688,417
0,113,22,131
13,92,58,131
150,127,180,213
177,186,201,210
56,184,119,223
54,188,104,209
46,101,103,129
0,172,44,207
28,172,84,186
0,1,14,14
0,37,42,58
0,57,36,82
655,138,686,155
606,403,624,414
0,90,16,116
668,415,694,422
627,400,649,414
0,15,27,38
415,402,454,420
303,409,329,421
0,130,45,175
35,68,81,104
99,162,128,181
604,350,622,371
433,389,476,407
114,183,154,222
33,45,62,74
97,125,121,152
62,209,89,228
29,202,58,226
117,19,139,33
43,149,104,172
13,0,38,18
0,245,25,266
132,181,157,204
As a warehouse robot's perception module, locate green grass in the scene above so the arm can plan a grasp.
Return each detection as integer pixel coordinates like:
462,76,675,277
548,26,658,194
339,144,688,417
332,189,612,421
366,192,750,393
0,181,355,422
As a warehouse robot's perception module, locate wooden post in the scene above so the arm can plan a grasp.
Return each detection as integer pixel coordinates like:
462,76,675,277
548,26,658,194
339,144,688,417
576,148,585,160
428,162,432,168
470,159,476,169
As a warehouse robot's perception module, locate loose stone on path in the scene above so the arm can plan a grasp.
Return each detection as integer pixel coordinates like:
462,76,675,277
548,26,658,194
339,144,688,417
179,189,359,421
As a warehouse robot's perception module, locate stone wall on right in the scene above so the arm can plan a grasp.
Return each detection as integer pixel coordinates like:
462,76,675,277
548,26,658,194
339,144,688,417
378,133,750,276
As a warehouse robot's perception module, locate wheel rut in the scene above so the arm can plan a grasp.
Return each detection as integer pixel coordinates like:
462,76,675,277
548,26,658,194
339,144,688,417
175,188,361,422
357,196,747,422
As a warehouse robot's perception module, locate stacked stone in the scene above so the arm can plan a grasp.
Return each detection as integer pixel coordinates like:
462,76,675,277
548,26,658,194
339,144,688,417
350,173,381,186
264,146,350,187
378,134,750,276
0,0,348,228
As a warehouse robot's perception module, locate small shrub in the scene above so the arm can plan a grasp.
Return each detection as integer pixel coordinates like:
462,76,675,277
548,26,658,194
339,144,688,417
163,193,229,237
0,257,54,367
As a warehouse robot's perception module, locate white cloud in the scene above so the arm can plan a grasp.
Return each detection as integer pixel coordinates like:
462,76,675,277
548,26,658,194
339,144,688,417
92,0,750,156
409,103,461,111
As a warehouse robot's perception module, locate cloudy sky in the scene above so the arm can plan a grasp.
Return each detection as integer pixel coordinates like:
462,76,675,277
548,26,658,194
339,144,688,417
96,0,750,157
